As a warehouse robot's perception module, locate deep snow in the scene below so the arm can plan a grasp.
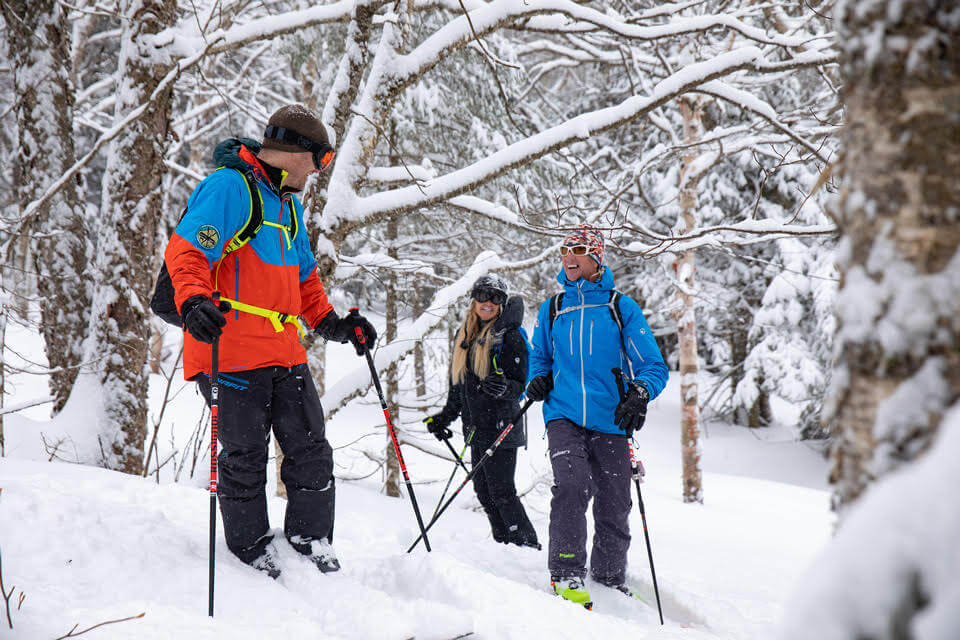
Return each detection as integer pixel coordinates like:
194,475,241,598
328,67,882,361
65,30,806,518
1,320,832,639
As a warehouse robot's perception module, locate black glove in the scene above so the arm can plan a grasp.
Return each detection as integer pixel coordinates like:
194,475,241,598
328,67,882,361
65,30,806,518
614,383,649,435
526,375,553,402
181,295,227,344
479,373,509,398
315,309,378,356
423,413,453,441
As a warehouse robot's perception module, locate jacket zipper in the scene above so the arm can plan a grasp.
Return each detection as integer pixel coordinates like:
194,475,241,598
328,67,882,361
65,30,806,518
578,281,587,426
589,319,594,355
628,336,645,363
233,254,240,320
278,198,287,266
569,319,574,355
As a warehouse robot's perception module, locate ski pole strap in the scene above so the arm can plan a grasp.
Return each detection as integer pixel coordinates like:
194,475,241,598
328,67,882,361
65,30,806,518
218,295,304,337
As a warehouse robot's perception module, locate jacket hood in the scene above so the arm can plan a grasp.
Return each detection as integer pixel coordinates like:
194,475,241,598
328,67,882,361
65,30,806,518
494,295,524,333
212,137,261,170
555,265,615,292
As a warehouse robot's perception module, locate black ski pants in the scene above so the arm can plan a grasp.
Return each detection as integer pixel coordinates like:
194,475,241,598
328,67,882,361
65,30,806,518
197,364,334,564
470,444,538,546
547,418,632,584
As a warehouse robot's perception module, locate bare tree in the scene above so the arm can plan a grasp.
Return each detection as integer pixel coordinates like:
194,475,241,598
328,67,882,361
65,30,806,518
81,0,178,473
1,0,89,414
676,96,704,504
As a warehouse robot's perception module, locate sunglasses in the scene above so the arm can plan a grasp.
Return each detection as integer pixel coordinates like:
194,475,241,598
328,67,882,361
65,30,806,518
264,124,336,172
560,245,594,257
472,289,507,306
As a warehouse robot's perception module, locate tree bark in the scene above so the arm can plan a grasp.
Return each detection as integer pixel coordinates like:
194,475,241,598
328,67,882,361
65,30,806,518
675,97,703,504
384,214,401,497
828,0,960,511
2,0,89,414
81,0,177,474
413,290,427,399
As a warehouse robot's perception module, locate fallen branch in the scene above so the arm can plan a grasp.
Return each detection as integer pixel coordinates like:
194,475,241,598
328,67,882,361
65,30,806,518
55,612,145,639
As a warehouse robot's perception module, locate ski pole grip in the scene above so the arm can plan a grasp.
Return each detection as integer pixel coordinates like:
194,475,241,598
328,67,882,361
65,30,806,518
348,307,365,344
211,290,232,313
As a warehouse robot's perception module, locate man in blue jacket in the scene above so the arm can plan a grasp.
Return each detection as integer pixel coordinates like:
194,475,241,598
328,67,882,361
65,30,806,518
526,224,668,606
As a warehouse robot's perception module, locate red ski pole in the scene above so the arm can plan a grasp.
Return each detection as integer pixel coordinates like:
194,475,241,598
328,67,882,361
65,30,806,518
207,291,222,617
349,309,432,552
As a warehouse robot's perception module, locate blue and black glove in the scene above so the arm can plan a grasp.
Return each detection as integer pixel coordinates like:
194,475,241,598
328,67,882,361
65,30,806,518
614,383,649,434
181,295,227,344
526,375,553,402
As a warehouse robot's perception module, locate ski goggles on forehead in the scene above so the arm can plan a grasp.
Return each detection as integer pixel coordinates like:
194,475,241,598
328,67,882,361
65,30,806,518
559,244,596,257
264,125,336,172
472,288,507,305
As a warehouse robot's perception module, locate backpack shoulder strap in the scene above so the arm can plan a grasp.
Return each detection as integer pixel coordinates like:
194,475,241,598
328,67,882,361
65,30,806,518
222,169,264,257
608,290,625,332
288,195,300,243
548,292,563,330
609,290,634,378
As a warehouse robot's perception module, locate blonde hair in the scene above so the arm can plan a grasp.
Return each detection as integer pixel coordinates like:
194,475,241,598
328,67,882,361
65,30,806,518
450,300,500,384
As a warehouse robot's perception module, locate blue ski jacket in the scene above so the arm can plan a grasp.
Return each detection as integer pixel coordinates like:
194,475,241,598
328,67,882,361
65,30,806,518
529,267,668,435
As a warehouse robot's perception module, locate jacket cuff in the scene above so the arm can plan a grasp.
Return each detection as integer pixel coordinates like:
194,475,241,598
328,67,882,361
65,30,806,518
314,309,342,341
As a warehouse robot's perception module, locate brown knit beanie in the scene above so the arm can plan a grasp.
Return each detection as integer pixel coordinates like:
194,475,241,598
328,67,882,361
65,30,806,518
261,104,330,153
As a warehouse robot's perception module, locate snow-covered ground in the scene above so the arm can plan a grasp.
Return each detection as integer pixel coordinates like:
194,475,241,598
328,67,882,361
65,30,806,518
1,320,833,639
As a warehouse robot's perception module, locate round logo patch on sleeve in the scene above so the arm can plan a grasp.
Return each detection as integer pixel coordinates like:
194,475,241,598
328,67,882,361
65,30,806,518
196,225,220,249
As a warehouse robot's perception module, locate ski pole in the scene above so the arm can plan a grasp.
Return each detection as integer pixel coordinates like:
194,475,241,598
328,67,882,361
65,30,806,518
613,368,664,625
432,439,469,520
207,292,223,617
407,398,534,553
349,309,432,552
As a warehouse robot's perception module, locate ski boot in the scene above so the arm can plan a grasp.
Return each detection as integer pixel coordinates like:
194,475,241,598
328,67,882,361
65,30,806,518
551,576,593,610
289,535,341,573
250,546,281,579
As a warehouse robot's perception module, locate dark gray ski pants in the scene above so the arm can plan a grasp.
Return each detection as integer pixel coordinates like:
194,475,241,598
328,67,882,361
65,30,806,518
547,418,632,584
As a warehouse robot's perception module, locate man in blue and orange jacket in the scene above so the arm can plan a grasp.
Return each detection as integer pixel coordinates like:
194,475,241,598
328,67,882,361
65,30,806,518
164,104,376,578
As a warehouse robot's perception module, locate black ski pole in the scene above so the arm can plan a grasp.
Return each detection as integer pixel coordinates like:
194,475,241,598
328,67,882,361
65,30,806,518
349,309,432,552
613,368,664,625
432,439,469,520
407,398,534,553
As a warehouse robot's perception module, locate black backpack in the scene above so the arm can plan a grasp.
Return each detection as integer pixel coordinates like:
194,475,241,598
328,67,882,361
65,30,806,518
150,169,265,326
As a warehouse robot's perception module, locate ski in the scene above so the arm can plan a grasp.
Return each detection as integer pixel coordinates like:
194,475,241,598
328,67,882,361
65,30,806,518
611,583,645,603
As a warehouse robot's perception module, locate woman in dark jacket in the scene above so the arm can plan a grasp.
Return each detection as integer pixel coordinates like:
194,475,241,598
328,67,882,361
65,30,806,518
424,275,540,549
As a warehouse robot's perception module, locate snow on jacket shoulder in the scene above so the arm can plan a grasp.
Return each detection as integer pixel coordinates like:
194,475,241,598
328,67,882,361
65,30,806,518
529,267,668,435
164,138,333,380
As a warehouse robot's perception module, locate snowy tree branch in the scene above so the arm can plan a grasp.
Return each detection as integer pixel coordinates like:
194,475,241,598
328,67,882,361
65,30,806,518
321,247,554,418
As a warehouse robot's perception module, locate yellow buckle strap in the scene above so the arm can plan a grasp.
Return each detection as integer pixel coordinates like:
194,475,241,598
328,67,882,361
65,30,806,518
219,296,304,338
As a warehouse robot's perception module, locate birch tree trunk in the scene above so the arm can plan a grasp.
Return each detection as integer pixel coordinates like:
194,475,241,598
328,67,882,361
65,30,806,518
413,290,427,398
675,97,704,504
2,0,89,414
81,0,177,473
828,0,960,511
384,214,402,497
